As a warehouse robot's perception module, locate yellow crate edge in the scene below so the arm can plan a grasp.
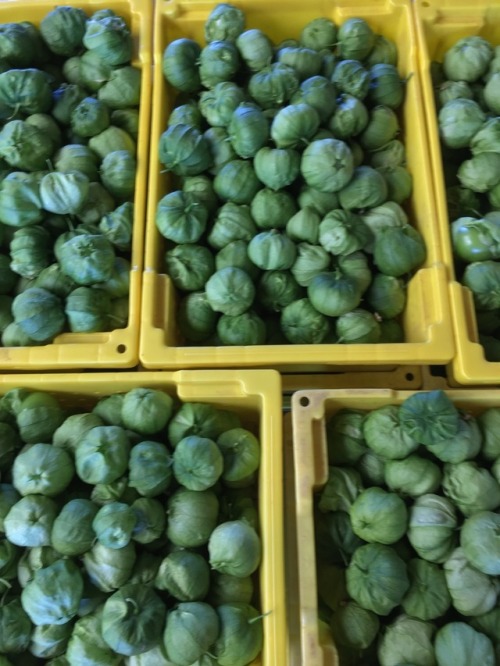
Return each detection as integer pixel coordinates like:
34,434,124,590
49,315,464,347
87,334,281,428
140,265,455,370
449,282,500,385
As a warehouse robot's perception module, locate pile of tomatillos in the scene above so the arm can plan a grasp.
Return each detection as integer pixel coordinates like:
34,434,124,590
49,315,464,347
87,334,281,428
158,3,425,347
434,36,500,361
0,6,141,348
0,386,264,666
315,389,500,666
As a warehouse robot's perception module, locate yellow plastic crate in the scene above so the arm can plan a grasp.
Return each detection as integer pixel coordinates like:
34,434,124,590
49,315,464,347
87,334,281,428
0,0,153,370
281,365,424,412
140,0,454,372
413,0,500,385
281,365,423,397
281,366,422,666
283,411,301,666
0,368,286,666
291,385,500,665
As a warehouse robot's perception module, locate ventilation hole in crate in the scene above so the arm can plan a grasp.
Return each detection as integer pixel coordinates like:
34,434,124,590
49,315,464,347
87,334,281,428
116,344,127,354
299,396,310,407
405,372,415,381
